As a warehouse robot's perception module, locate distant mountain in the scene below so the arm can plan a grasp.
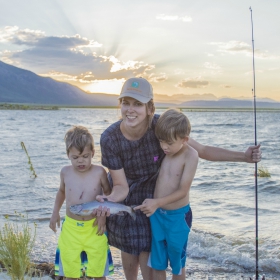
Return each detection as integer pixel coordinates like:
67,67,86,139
0,61,118,106
1,60,280,108
180,98,280,108
154,93,217,104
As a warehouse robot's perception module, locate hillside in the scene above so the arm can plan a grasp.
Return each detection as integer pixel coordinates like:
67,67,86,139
0,61,118,106
1,61,280,108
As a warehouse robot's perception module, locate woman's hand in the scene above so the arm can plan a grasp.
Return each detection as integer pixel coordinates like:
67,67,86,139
245,144,262,163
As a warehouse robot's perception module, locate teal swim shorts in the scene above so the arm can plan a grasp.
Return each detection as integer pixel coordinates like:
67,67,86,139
148,204,192,275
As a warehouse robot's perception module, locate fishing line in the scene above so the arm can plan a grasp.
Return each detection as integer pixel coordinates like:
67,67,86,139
249,7,261,280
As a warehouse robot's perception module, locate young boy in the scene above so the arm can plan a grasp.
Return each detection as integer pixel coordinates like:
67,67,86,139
135,109,198,280
49,125,113,280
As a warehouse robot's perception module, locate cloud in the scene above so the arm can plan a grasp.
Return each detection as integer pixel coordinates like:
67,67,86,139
210,40,278,59
148,72,168,83
0,26,154,81
204,62,221,70
0,26,101,48
268,67,280,71
204,62,222,75
219,84,232,89
173,68,185,75
176,78,209,88
40,71,79,81
109,56,154,73
0,26,45,45
156,14,192,22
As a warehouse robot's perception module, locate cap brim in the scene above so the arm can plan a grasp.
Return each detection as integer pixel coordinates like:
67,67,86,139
118,92,151,103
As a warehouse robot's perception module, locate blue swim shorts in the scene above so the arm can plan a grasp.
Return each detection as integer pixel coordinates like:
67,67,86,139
148,204,192,275
55,215,114,278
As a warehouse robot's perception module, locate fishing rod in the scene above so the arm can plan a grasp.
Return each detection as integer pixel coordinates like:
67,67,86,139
249,7,264,280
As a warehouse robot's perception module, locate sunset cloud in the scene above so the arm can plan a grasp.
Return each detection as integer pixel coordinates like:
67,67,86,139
0,26,45,44
204,62,221,70
204,62,222,75
148,72,168,83
210,41,279,59
219,84,232,89
176,78,209,88
0,26,154,81
0,26,101,48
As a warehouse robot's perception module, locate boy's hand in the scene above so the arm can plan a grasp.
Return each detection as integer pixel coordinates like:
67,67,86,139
49,213,60,233
245,144,262,163
92,195,112,217
91,205,111,217
94,216,106,235
134,199,159,217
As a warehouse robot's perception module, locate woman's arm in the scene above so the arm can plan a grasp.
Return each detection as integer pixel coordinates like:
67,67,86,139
188,137,261,163
100,167,111,196
104,168,129,202
94,168,129,217
96,167,128,200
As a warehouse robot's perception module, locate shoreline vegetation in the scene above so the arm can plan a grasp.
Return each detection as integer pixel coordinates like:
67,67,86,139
1,103,280,112
0,261,55,279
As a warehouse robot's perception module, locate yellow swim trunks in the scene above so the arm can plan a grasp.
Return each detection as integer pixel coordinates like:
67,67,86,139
56,215,114,278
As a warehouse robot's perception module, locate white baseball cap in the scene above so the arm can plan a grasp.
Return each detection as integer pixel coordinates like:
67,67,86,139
119,77,153,103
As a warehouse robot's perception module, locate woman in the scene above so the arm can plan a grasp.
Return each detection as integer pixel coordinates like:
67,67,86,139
97,77,261,280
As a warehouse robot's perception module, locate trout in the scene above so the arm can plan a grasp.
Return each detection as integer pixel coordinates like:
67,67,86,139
69,200,136,220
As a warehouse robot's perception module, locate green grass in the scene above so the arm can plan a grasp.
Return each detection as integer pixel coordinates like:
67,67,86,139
0,103,59,110
0,213,37,280
21,142,37,178
258,165,271,177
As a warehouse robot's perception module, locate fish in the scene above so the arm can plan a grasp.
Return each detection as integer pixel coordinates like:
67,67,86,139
69,200,136,221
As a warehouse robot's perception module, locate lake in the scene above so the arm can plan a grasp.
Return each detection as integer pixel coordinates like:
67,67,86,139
0,108,279,279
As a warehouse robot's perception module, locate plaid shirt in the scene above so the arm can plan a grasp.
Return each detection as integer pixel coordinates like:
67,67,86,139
101,114,164,255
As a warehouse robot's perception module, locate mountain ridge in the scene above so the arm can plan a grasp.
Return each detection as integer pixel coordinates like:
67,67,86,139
1,61,280,108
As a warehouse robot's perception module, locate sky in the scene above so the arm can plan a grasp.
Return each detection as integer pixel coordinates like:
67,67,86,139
0,0,280,101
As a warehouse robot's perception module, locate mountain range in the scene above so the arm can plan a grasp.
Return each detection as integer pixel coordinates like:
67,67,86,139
1,60,280,108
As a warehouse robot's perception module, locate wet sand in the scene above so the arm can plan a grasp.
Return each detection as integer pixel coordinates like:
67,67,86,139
0,249,278,280
0,263,278,280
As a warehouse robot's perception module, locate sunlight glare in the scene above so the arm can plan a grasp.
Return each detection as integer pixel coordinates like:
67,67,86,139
83,79,125,94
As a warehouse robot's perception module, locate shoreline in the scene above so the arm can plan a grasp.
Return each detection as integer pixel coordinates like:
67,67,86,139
0,262,279,280
1,103,280,112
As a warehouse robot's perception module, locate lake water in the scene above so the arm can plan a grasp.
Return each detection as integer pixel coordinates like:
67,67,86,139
0,108,279,279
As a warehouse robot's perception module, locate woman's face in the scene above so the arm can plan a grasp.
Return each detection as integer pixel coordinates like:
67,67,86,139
120,97,151,129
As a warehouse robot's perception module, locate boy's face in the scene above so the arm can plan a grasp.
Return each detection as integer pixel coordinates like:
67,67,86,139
159,137,188,157
68,145,94,172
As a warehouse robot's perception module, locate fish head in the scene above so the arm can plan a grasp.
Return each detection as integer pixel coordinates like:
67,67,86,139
69,204,84,215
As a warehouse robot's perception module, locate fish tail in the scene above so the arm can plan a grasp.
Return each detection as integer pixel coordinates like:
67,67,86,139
130,207,136,221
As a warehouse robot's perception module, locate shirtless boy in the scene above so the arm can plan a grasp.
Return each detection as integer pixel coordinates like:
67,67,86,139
135,109,198,280
49,125,113,280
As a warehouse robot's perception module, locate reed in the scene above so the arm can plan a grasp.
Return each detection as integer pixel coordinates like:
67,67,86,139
258,165,271,177
0,212,37,280
21,142,37,178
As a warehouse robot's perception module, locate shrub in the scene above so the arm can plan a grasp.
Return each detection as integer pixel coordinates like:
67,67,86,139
258,165,271,178
0,213,36,280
